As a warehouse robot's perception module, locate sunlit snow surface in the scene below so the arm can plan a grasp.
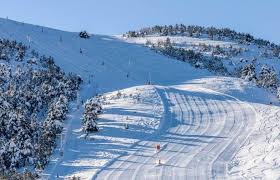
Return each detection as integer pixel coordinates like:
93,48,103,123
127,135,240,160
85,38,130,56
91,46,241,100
0,18,279,179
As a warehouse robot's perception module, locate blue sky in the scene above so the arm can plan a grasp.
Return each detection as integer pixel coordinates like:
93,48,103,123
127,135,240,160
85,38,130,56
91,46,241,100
1,0,279,43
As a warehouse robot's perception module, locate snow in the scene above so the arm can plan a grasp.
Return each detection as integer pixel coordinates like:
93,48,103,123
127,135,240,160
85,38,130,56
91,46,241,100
123,35,237,48
123,35,280,81
0,18,279,179
229,104,280,179
41,85,163,179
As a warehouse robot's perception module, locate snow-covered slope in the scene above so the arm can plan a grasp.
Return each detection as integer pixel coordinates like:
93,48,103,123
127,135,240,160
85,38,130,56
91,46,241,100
124,35,280,80
0,18,279,179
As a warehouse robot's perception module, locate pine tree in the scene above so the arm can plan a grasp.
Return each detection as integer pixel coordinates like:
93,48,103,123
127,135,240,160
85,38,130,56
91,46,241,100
79,31,90,39
258,65,278,89
82,98,102,133
0,37,81,174
0,149,7,176
241,64,257,81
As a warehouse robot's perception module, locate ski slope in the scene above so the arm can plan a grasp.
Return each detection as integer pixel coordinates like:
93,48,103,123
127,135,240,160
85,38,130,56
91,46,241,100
95,86,256,180
0,18,279,179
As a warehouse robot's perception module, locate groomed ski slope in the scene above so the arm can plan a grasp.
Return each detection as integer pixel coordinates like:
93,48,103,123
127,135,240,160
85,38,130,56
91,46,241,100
95,86,256,180
0,18,279,179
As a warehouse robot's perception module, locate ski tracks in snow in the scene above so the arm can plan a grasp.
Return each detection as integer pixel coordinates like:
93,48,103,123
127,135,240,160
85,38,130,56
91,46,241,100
229,104,280,179
95,86,257,180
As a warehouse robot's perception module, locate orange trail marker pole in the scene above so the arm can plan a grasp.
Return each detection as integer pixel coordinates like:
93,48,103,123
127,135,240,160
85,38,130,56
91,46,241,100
155,144,161,164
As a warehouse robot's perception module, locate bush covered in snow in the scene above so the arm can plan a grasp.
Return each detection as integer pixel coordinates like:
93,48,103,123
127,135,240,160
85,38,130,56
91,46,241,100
79,31,90,39
0,38,81,175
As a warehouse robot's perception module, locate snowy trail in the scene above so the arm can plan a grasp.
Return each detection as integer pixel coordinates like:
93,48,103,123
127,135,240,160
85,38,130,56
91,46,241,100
229,104,280,179
1,19,278,179
95,86,256,179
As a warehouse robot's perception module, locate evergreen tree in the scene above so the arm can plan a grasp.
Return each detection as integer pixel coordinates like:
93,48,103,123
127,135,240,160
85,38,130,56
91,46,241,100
82,98,102,133
241,64,257,81
258,65,278,89
0,37,81,174
79,31,90,39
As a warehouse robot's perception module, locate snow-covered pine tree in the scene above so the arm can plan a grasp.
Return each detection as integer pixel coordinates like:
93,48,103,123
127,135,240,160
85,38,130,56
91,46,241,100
258,65,278,89
241,64,257,82
6,138,20,170
79,31,90,39
20,138,34,166
0,37,81,174
44,95,68,135
0,153,6,176
82,98,102,133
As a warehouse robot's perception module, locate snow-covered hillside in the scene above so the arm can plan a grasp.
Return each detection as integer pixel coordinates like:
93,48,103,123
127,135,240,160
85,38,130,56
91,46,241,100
123,25,280,98
123,34,280,90
0,18,279,179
